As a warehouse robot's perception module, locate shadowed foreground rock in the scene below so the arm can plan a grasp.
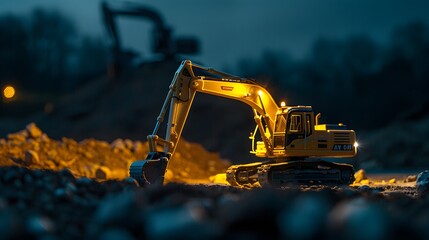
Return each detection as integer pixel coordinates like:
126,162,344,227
0,166,428,239
417,170,429,196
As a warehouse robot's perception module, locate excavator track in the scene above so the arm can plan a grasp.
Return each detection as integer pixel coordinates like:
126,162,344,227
257,160,355,187
227,160,354,187
226,162,265,186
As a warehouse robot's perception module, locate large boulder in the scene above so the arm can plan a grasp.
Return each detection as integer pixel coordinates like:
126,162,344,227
416,170,429,196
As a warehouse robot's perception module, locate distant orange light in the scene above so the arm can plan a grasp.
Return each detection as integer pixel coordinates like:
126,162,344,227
3,85,15,99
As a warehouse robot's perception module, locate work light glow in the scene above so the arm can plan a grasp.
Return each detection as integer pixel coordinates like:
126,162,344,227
3,85,15,99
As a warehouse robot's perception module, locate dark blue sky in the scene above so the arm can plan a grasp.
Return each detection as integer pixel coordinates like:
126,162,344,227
1,0,429,68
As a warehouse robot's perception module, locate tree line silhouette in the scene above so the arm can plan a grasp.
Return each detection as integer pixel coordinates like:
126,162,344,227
1,8,428,131
238,22,429,130
0,9,107,94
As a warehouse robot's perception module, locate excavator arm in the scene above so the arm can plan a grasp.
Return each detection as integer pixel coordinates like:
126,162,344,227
130,60,280,185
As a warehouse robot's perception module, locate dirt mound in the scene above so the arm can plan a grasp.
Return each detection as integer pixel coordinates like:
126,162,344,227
0,123,229,183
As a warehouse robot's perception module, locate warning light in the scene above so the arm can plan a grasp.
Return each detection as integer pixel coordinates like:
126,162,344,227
258,90,263,96
280,101,286,107
3,85,15,99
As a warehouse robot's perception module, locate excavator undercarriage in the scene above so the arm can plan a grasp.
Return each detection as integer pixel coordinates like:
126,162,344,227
130,156,355,187
226,160,354,187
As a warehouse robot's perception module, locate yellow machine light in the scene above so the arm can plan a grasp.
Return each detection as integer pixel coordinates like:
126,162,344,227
280,101,286,107
3,85,16,99
354,142,359,148
258,90,263,96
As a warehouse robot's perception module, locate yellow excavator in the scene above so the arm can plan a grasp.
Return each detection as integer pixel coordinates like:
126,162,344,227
130,60,358,186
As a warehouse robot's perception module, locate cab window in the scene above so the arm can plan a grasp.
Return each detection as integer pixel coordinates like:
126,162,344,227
289,114,302,133
275,114,286,133
305,114,312,136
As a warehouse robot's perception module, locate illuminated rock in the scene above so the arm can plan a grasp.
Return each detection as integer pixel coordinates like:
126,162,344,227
360,179,370,185
24,150,39,165
210,173,228,185
353,169,367,184
26,123,43,139
111,139,126,150
404,175,417,183
7,132,27,142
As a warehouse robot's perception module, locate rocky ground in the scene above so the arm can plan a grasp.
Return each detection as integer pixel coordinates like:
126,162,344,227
1,124,429,239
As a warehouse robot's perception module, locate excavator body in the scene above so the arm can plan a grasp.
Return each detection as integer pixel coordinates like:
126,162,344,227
130,60,358,186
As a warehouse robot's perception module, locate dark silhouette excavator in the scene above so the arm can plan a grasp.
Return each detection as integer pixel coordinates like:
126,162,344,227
101,1,199,77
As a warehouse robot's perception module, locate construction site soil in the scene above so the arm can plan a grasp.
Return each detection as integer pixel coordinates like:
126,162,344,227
0,124,429,239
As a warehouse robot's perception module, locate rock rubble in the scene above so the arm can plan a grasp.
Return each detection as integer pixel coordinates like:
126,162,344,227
0,123,229,183
1,124,429,239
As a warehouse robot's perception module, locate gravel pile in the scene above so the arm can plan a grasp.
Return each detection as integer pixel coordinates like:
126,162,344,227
0,123,229,183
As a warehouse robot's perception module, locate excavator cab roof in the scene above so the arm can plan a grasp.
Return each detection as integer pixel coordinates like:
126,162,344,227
279,106,313,114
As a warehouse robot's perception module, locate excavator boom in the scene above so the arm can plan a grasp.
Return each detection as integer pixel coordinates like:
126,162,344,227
149,60,278,155
130,60,279,184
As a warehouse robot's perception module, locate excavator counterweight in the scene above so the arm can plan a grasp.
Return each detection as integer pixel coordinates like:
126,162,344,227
130,60,358,187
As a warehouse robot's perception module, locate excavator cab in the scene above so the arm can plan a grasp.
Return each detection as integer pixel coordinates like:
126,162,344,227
284,109,313,151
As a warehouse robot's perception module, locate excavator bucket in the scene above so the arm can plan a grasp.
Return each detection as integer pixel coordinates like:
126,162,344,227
129,152,169,186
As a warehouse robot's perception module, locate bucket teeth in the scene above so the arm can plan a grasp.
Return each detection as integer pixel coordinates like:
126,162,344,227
129,153,169,186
